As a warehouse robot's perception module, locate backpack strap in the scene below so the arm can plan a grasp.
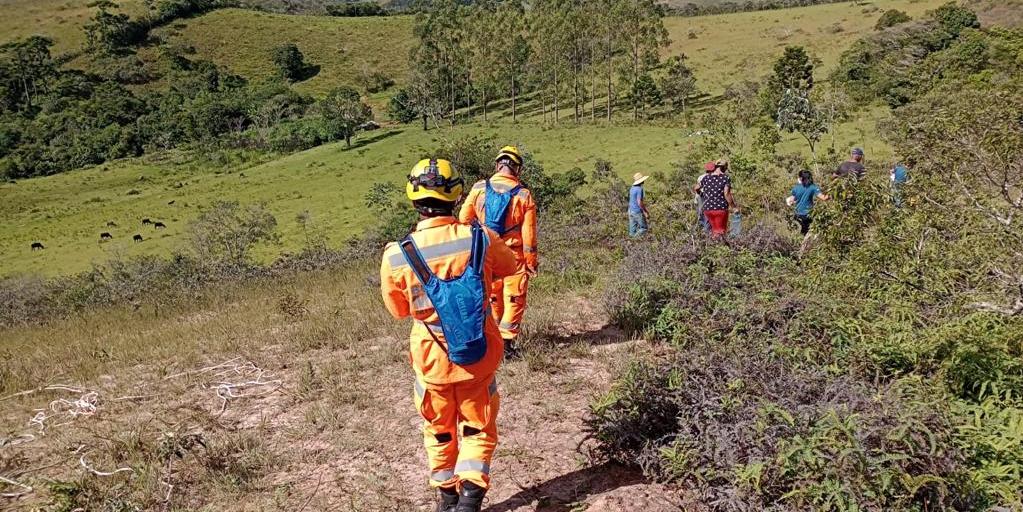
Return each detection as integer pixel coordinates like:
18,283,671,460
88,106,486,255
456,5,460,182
468,222,488,272
399,236,433,286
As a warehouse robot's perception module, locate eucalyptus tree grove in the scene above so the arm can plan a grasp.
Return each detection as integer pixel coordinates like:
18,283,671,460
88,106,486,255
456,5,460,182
403,0,669,126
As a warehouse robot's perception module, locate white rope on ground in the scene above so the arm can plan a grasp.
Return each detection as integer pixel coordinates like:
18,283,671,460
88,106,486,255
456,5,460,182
0,475,33,498
79,455,133,477
211,376,283,416
0,384,87,403
28,411,47,434
0,433,35,448
28,391,100,434
163,357,242,380
51,391,99,418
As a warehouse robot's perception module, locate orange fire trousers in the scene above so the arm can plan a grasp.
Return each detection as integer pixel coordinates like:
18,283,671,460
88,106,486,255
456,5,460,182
490,270,530,340
414,373,499,490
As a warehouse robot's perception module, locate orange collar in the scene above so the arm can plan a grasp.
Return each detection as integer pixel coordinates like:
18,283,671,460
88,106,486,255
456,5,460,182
491,172,521,185
416,216,458,231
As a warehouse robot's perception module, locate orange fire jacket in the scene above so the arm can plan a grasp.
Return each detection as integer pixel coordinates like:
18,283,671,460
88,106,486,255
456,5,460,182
458,173,538,271
380,217,518,385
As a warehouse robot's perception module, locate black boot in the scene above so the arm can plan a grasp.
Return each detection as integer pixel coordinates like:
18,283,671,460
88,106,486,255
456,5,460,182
453,482,486,512
435,486,459,512
504,339,521,360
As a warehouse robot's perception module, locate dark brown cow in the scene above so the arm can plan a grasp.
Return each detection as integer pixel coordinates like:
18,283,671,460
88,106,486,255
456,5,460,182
154,222,167,229
142,218,152,226
100,232,113,240
31,242,44,250
133,234,143,243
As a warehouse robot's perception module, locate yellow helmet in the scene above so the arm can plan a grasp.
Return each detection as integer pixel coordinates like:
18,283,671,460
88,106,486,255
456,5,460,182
495,145,523,166
406,158,464,202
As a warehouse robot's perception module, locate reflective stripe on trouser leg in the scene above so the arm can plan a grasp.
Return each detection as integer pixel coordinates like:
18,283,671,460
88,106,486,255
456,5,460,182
414,378,458,488
454,373,499,490
498,271,529,339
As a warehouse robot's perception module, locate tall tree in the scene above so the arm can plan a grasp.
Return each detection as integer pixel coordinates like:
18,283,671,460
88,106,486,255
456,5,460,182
776,88,827,170
619,0,669,121
0,36,56,113
466,2,500,121
319,86,372,148
563,0,593,123
763,45,814,120
496,0,529,122
659,54,698,116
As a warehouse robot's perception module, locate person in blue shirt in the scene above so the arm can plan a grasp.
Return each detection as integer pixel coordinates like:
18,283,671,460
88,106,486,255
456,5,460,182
786,170,830,235
890,161,910,207
629,173,650,237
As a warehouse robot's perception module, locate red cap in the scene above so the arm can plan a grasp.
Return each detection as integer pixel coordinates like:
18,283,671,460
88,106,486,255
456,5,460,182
704,161,716,171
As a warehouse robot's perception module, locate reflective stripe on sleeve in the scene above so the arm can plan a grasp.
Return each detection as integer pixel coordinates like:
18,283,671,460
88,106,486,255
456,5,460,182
414,379,425,400
454,460,490,475
388,236,473,269
499,322,519,331
488,378,497,397
523,246,537,253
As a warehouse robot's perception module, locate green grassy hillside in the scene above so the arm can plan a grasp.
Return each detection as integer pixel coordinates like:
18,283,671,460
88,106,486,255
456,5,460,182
155,9,414,98
0,0,946,278
151,0,947,98
0,0,144,53
666,0,948,94
0,111,889,277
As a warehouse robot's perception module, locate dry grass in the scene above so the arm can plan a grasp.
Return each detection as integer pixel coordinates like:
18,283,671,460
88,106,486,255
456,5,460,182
0,258,654,510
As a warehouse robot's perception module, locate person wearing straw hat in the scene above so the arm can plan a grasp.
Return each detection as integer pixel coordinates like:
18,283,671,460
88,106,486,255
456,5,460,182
629,172,651,237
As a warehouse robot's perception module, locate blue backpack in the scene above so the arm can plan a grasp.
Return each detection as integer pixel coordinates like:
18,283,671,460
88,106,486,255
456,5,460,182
399,223,490,366
483,180,523,236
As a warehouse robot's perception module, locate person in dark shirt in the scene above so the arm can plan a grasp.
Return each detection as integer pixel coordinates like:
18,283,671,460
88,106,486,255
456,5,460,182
834,147,866,179
693,159,737,239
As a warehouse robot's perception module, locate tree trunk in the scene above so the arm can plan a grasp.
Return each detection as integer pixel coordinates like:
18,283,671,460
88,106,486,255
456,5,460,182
465,74,472,121
449,71,455,123
590,63,596,122
482,88,488,122
541,82,547,124
633,40,640,121
422,114,428,131
553,66,560,124
345,133,352,148
511,78,517,123
606,29,612,122
573,64,580,123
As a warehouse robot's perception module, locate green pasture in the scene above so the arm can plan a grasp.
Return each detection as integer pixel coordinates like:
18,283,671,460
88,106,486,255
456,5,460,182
155,9,415,98
0,111,891,277
0,0,144,53
665,0,948,95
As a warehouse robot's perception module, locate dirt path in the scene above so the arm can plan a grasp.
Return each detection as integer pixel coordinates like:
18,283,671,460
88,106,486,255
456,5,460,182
0,295,680,511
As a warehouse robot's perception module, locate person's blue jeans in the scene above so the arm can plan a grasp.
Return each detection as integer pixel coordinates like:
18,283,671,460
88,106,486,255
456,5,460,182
628,212,648,237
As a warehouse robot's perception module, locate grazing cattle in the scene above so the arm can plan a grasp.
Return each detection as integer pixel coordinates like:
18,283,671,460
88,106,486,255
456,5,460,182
100,232,113,240
154,222,167,229
133,234,143,243
31,242,44,251
142,218,152,226
106,221,118,227
168,200,176,205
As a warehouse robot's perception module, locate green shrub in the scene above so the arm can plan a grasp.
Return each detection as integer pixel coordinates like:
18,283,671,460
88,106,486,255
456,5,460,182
875,10,912,31
587,345,979,510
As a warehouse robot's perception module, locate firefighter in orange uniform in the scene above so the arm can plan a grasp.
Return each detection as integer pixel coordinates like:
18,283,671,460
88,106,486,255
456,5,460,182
458,146,538,357
380,159,518,512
